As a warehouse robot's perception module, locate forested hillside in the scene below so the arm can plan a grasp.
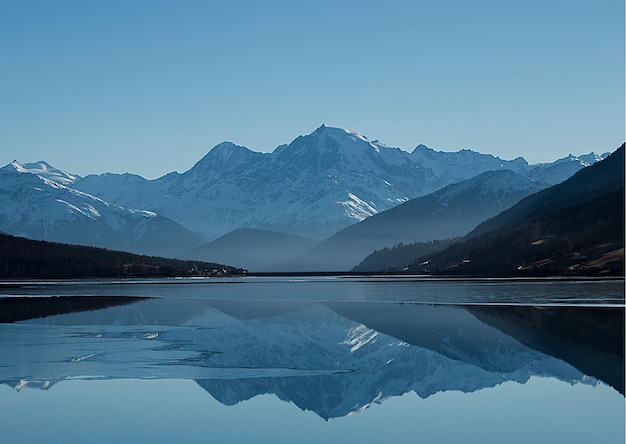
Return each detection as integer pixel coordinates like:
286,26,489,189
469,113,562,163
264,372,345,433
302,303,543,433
0,233,245,278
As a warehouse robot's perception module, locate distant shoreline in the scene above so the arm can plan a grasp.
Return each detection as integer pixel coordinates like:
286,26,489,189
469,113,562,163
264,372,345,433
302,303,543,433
0,273,623,284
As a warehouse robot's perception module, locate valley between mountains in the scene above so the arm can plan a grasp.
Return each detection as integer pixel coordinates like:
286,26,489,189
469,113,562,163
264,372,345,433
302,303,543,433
1,125,622,276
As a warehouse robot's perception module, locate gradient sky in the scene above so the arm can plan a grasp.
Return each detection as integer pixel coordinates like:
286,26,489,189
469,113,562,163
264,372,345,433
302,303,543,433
1,0,624,179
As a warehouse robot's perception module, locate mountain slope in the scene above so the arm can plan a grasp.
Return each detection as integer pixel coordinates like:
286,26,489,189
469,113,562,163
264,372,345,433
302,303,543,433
0,161,205,257
526,152,608,185
353,239,456,272
183,228,317,271
272,170,548,271
409,145,625,276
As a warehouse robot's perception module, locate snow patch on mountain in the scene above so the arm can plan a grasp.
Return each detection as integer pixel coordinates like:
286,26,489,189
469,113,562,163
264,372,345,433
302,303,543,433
339,192,380,221
9,160,80,185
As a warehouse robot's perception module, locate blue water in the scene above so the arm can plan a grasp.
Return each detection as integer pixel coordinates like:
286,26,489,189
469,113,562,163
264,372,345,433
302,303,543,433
0,277,623,443
2,275,624,305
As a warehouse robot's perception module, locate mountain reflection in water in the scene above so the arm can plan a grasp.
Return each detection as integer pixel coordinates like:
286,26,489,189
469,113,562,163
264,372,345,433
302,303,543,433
1,294,622,420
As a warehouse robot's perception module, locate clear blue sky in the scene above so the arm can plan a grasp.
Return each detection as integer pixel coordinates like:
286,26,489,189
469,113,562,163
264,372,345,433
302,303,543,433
1,0,624,179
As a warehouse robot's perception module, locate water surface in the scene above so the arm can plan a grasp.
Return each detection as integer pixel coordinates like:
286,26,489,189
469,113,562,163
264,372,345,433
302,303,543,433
0,277,623,443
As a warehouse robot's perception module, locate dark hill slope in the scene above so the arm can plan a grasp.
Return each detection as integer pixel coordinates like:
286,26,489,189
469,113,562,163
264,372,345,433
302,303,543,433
0,233,245,278
353,239,456,272
409,145,625,277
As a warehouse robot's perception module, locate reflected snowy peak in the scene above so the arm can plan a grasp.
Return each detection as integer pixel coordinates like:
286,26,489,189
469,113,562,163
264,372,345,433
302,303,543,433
1,296,621,419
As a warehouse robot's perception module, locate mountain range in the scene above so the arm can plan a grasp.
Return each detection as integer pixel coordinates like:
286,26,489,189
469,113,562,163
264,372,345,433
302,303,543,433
1,125,610,269
72,125,605,241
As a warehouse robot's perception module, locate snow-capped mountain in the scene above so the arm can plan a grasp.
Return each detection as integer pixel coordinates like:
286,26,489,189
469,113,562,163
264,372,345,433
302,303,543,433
74,126,439,239
0,161,204,257
71,125,606,240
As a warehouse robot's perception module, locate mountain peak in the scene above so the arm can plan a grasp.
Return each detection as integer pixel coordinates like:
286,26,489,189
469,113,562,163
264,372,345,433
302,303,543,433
313,125,371,143
189,141,264,174
413,144,432,153
273,126,387,168
4,160,79,184
313,123,327,133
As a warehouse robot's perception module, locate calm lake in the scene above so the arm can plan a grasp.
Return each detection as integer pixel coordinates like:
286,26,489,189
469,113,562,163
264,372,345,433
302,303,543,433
0,277,624,443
